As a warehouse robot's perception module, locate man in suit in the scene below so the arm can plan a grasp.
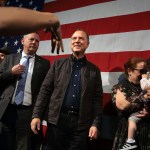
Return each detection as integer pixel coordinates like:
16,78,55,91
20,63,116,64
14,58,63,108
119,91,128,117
31,29,103,150
0,32,50,150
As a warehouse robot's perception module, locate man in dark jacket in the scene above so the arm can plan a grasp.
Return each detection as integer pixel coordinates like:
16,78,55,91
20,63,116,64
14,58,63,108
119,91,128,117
0,32,50,150
31,29,103,150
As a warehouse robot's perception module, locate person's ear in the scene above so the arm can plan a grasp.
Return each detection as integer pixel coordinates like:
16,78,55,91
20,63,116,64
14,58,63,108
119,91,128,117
21,38,24,45
127,68,132,75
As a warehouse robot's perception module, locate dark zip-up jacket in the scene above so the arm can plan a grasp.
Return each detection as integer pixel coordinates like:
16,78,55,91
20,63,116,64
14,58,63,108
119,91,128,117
32,55,103,129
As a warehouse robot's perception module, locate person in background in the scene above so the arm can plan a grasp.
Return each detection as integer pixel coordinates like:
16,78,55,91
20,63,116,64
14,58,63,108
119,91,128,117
0,32,50,150
0,45,11,63
112,57,150,150
31,29,103,150
0,45,12,96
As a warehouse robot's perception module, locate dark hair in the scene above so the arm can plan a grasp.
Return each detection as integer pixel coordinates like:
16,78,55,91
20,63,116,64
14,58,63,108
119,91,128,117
0,45,11,55
146,58,150,71
124,57,146,75
73,28,89,42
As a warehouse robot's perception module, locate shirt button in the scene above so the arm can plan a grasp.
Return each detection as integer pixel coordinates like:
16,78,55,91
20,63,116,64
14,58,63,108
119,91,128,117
73,95,75,97
74,84,76,86
75,74,77,76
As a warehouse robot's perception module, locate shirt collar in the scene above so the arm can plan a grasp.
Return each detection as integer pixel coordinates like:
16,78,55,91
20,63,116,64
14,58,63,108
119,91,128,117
22,51,35,58
71,54,86,63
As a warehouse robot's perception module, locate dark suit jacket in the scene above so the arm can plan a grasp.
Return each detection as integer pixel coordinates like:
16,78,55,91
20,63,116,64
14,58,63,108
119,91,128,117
32,55,103,130
0,53,50,120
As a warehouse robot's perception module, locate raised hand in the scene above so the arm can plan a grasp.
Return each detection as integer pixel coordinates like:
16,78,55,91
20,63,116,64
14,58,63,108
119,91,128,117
44,17,64,54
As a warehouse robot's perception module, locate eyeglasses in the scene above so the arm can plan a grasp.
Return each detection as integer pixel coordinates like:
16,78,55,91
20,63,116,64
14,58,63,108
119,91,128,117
134,68,147,74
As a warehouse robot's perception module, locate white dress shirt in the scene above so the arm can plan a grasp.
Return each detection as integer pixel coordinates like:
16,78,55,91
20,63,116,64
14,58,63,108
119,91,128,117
12,51,35,106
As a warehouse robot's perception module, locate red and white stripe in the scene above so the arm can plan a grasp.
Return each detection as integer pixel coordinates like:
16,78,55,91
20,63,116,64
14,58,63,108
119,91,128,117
38,0,150,140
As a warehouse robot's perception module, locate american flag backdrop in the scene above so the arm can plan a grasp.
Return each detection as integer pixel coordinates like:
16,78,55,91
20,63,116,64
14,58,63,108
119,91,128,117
1,0,150,148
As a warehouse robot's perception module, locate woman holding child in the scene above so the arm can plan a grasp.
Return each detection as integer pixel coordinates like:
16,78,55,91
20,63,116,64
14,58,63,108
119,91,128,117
112,57,150,150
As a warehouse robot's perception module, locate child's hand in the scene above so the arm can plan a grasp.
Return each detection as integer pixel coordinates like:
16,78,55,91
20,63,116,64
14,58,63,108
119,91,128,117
144,85,150,90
